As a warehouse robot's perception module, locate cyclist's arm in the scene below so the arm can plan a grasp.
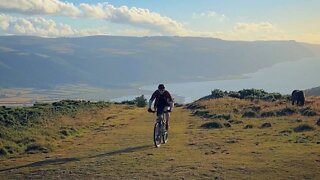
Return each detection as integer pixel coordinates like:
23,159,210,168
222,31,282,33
166,91,174,110
148,91,158,109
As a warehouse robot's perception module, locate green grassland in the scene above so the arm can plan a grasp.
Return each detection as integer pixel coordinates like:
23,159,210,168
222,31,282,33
0,90,319,179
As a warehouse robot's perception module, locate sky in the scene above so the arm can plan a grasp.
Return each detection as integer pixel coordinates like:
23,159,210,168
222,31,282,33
0,0,319,44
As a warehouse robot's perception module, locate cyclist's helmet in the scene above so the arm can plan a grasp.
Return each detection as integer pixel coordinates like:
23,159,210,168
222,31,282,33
158,84,165,90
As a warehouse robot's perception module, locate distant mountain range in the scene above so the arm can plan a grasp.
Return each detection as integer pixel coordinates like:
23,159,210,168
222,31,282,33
1,35,319,88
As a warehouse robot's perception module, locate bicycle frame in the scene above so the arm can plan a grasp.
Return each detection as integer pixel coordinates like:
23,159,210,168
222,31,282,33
151,110,169,148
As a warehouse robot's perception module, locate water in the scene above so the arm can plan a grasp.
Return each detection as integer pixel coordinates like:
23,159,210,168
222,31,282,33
141,57,320,103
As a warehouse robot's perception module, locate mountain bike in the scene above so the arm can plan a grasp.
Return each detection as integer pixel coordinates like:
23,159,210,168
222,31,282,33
149,110,169,148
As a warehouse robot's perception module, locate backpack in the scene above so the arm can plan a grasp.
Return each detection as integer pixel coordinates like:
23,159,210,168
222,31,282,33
156,91,169,108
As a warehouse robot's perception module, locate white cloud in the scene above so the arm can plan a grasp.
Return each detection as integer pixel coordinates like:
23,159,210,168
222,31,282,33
0,0,188,35
0,0,80,17
186,22,286,42
192,11,227,22
234,22,280,33
79,3,188,35
0,14,107,37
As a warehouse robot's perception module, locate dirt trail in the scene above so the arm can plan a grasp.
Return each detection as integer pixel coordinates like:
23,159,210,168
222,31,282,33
0,107,219,179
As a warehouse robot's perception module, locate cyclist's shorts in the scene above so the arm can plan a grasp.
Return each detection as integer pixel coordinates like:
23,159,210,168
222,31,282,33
157,106,170,116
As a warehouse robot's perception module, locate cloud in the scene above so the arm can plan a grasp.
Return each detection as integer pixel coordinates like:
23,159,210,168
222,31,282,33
0,0,188,35
192,11,227,22
0,0,80,17
185,22,286,42
78,3,188,35
0,14,107,37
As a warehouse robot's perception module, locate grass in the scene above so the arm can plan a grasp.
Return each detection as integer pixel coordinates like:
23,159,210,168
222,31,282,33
0,96,319,179
0,100,110,156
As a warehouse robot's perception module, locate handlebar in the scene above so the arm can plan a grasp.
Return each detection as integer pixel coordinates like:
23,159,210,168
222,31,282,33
148,109,171,113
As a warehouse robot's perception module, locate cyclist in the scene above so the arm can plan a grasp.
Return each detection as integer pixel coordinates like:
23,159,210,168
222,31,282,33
148,84,174,130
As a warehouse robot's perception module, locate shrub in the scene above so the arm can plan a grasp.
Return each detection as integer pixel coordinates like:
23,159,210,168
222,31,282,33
300,107,317,116
244,124,253,129
223,123,231,128
261,111,275,117
316,118,320,126
213,114,231,120
227,91,240,98
120,100,135,105
134,95,147,107
276,107,297,116
293,124,315,132
60,127,78,137
25,143,49,154
242,110,258,118
193,110,210,117
238,89,268,99
228,119,243,124
201,121,223,129
262,93,282,101
260,122,272,128
0,147,9,156
248,106,261,112
211,89,225,98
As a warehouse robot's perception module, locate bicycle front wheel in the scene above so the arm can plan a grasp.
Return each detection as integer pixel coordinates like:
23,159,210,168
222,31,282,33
162,130,168,144
153,122,161,148
162,122,168,144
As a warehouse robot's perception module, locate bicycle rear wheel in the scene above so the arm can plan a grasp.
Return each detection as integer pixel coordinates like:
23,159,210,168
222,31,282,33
154,122,161,148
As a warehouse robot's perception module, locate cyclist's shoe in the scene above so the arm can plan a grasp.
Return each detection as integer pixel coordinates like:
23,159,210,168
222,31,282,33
148,108,153,112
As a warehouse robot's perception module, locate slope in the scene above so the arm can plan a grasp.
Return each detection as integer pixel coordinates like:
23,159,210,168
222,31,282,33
1,97,319,179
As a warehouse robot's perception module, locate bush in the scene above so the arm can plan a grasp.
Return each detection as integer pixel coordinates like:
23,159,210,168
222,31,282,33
242,110,258,118
134,95,147,107
316,118,320,126
227,91,240,98
0,147,9,156
276,107,297,116
211,89,225,98
228,119,243,124
120,100,135,105
213,114,231,120
244,124,253,129
261,111,275,117
193,110,210,117
293,124,315,132
300,107,317,116
238,89,268,99
260,122,272,128
60,127,78,137
223,123,231,128
201,121,223,129
25,143,49,154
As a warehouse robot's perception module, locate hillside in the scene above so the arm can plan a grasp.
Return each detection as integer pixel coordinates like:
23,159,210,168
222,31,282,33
0,93,319,179
1,36,319,88
305,86,320,96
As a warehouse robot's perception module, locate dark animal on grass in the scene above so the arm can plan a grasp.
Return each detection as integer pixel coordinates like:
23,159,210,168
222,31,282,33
291,90,305,106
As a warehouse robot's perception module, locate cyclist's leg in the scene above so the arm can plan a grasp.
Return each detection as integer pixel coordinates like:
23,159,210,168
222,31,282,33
164,106,170,130
156,107,164,122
